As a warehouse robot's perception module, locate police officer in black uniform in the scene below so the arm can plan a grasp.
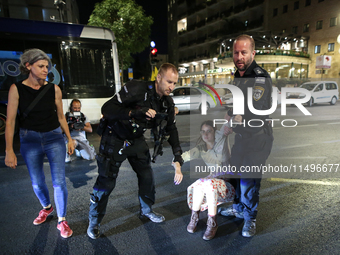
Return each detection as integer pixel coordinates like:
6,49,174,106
87,63,184,239
219,34,274,237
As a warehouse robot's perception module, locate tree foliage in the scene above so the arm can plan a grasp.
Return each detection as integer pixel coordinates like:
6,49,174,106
88,0,153,70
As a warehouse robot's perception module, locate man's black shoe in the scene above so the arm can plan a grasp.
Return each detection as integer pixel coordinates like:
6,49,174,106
139,211,165,223
87,224,100,239
218,206,244,219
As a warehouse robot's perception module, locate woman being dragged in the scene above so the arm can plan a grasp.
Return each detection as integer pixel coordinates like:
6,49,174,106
173,117,240,240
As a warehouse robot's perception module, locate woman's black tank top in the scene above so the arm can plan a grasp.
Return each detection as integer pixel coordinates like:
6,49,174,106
15,81,60,132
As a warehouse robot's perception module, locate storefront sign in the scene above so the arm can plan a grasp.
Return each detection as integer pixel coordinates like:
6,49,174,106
316,55,331,69
207,68,232,74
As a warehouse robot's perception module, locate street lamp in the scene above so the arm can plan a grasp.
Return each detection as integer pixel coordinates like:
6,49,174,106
54,0,66,22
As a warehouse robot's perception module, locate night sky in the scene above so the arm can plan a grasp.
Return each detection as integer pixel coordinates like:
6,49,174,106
76,0,168,54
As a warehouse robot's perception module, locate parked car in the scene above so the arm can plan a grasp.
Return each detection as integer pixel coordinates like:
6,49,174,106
287,81,339,106
170,86,217,112
221,93,233,108
274,87,281,105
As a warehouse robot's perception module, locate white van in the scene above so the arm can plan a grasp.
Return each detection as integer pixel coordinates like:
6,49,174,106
299,81,339,106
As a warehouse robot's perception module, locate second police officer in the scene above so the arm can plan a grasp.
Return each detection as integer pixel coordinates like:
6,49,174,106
87,63,184,239
220,34,274,237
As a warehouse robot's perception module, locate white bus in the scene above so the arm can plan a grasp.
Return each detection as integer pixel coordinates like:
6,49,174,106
0,17,121,135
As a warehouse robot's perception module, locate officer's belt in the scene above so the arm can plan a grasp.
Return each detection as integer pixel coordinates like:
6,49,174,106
237,128,265,139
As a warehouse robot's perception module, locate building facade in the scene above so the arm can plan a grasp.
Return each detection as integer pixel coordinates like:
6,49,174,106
168,0,340,86
265,0,340,80
0,0,79,23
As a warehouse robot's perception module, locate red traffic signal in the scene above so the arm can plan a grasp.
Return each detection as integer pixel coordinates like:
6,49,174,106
151,48,158,56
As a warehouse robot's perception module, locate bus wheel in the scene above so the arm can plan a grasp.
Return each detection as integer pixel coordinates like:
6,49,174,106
0,105,6,136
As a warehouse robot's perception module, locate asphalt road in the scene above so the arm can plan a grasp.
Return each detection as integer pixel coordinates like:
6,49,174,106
1,102,340,255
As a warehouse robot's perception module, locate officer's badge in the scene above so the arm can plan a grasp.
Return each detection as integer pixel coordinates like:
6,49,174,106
253,86,265,101
254,67,263,75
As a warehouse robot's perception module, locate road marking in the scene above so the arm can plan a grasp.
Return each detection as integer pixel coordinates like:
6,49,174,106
292,124,319,128
279,144,313,149
323,140,340,143
273,124,318,130
268,178,340,185
273,156,327,159
273,122,340,131
86,171,98,177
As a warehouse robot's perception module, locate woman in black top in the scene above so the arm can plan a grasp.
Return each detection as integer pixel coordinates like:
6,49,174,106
5,48,74,238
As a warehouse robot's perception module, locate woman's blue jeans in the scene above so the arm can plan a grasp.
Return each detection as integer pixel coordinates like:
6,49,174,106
20,127,68,218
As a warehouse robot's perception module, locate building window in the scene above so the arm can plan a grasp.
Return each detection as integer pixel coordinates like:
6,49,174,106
305,0,311,6
330,17,337,27
282,29,286,33
273,8,278,17
177,18,187,33
328,43,334,52
283,5,288,13
303,23,309,32
294,1,299,10
292,26,298,34
314,45,321,54
316,20,323,30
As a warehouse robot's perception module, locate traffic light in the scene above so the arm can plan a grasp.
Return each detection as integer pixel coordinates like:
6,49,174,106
150,41,158,64
151,48,158,57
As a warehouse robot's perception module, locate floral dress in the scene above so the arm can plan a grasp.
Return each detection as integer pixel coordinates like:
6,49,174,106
183,124,235,212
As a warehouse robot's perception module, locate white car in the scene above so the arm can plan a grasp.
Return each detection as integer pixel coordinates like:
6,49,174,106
170,86,217,112
288,81,339,106
221,93,233,108
274,87,281,105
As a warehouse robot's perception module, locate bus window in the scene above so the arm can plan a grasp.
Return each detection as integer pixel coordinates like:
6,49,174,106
60,41,115,98
0,17,121,130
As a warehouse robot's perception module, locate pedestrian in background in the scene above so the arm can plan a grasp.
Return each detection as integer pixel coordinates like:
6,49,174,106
65,98,96,162
4,48,74,238
219,34,274,237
